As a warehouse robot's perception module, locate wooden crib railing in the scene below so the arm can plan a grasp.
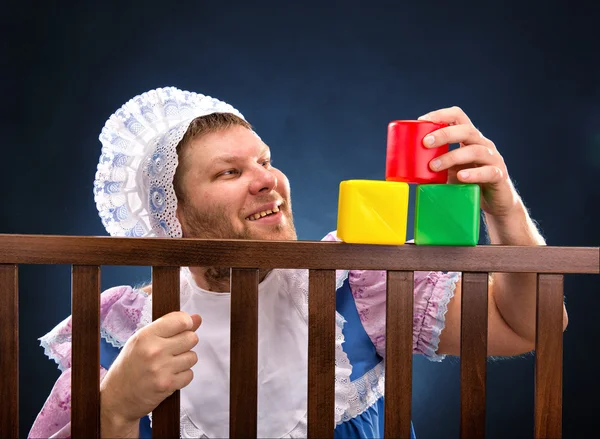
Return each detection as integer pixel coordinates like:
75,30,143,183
0,234,598,438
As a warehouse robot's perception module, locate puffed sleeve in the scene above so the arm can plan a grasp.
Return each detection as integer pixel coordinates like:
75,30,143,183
322,230,460,362
29,286,148,438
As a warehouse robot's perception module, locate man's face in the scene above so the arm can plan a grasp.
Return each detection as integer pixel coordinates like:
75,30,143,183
176,125,297,241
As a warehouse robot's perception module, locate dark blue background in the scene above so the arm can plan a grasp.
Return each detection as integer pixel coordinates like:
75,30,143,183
3,1,599,437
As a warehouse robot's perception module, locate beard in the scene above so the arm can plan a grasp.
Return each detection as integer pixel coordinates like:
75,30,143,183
179,198,297,241
177,198,297,290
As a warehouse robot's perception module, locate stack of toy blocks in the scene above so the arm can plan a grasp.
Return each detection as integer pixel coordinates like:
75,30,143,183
337,120,480,246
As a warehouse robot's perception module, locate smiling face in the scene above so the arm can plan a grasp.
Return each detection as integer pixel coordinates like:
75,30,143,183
174,122,297,242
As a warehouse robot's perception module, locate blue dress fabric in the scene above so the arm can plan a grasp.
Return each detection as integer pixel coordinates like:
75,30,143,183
334,277,416,439
99,277,416,438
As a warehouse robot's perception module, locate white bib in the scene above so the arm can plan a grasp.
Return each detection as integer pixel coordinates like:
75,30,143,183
179,268,308,438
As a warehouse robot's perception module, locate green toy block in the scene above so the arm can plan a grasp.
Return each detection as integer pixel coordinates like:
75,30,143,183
414,184,481,246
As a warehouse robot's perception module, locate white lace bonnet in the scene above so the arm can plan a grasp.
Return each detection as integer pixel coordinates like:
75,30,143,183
93,86,245,238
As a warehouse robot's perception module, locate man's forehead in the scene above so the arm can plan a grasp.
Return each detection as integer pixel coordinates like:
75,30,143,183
190,127,269,158
209,143,271,164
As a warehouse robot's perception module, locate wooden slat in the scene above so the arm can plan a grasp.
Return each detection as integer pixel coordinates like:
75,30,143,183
0,235,597,274
535,274,564,439
0,265,18,439
308,269,336,439
229,268,259,439
384,271,414,439
460,272,489,439
151,266,181,439
71,265,101,438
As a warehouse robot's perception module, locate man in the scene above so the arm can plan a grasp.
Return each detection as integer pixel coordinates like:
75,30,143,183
30,87,568,438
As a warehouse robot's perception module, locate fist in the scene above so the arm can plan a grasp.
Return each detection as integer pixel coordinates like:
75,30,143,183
100,311,202,423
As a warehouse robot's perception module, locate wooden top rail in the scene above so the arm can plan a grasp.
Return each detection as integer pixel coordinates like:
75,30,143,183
0,234,598,273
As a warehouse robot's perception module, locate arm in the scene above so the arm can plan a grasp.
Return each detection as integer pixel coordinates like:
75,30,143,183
483,198,568,344
30,286,142,439
30,286,198,438
28,367,140,439
100,390,140,438
418,107,567,357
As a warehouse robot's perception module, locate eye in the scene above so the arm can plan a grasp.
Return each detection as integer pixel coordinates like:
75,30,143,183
217,169,239,178
261,159,272,168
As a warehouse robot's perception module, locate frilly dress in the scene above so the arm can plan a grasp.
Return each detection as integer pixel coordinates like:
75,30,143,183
29,232,460,438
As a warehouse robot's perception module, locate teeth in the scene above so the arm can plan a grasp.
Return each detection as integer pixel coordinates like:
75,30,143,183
246,206,281,221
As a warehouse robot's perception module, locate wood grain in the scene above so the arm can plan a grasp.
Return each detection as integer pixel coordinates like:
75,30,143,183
0,233,596,439
151,266,181,439
384,271,414,439
230,268,259,439
0,235,597,274
308,269,336,439
0,265,18,439
71,265,101,438
535,274,564,439
460,272,489,439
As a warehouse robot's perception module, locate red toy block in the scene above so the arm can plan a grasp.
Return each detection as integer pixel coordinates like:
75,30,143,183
386,120,449,184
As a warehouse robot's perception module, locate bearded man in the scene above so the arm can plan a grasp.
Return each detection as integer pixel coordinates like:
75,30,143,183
29,87,567,439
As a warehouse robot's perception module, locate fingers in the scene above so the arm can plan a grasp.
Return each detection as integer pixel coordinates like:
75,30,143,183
456,165,506,184
165,329,200,355
190,314,202,332
420,108,507,187
151,311,199,338
155,369,195,394
430,144,499,172
172,369,194,390
419,106,472,126
171,350,198,374
423,124,490,149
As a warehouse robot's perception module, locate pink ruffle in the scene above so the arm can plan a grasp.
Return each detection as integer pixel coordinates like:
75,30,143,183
28,367,109,438
30,286,147,438
38,286,148,371
322,231,460,362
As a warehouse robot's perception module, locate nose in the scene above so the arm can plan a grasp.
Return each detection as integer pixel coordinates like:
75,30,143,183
248,164,277,195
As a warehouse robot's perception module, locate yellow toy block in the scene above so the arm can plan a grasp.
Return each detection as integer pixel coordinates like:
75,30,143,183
337,180,409,245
